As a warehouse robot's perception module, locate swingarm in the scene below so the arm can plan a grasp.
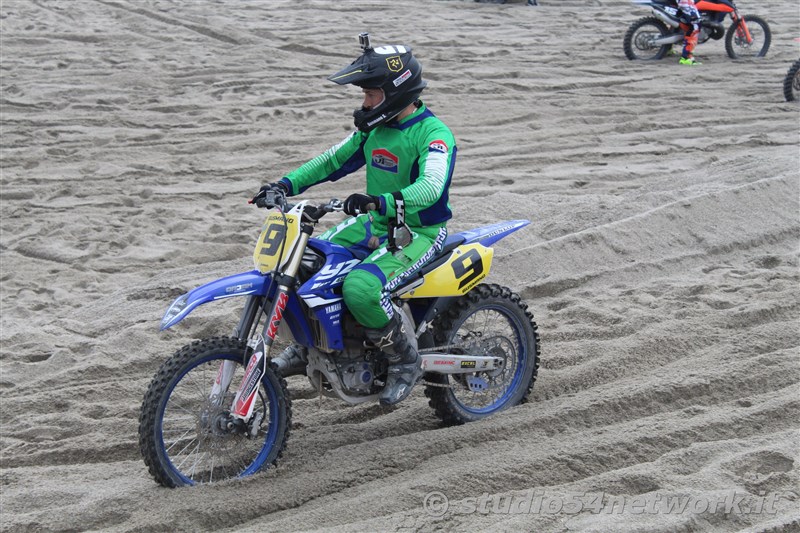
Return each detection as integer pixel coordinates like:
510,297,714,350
420,353,504,374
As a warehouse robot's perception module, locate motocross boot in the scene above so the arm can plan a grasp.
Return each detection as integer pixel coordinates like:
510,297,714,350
679,56,701,66
365,314,423,406
271,344,308,377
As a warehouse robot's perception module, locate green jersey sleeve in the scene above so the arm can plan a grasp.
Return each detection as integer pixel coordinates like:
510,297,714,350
398,127,456,215
281,131,368,195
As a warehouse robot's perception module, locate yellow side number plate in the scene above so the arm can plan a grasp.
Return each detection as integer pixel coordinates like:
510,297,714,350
403,243,493,298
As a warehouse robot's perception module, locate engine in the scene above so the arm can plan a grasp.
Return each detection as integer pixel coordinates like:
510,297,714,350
337,359,376,394
333,313,382,394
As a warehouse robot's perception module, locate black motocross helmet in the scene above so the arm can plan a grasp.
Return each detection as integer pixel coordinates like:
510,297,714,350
328,33,427,132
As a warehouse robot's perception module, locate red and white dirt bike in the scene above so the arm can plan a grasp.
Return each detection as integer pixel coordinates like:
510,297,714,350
624,0,771,61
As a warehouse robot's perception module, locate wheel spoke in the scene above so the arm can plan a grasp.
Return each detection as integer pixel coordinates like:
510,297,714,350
164,427,196,452
176,440,202,470
164,400,199,418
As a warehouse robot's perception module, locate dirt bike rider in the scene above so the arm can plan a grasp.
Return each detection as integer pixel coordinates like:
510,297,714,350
677,0,702,65
254,34,457,406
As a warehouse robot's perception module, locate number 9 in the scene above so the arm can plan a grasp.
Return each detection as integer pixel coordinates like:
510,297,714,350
451,249,484,290
260,223,286,256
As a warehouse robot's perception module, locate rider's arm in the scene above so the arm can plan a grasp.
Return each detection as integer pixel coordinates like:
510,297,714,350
377,124,456,219
279,131,368,195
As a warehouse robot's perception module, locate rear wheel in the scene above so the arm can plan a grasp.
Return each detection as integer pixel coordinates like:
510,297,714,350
624,17,672,61
424,284,540,425
139,337,291,487
725,15,771,59
783,58,800,102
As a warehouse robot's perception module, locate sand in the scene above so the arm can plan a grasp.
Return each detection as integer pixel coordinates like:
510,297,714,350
1,0,799,531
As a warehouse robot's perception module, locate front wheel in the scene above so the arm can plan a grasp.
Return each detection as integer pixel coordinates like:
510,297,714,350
424,284,540,425
624,17,672,61
783,58,800,102
725,15,771,59
138,337,291,487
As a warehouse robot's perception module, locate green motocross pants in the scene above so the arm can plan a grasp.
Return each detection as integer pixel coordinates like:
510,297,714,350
318,214,447,329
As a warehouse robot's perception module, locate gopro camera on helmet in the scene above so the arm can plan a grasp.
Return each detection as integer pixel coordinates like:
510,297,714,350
359,32,372,51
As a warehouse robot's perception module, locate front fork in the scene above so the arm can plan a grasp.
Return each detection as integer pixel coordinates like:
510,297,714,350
731,11,753,44
206,294,263,409
218,225,313,421
229,290,289,418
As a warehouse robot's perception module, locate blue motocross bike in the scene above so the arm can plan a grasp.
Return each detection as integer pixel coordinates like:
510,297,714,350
138,190,540,487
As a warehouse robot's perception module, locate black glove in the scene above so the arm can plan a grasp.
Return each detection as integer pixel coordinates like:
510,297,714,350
343,193,379,216
252,181,289,207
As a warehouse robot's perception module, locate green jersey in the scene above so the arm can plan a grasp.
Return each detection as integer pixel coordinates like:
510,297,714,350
279,102,457,231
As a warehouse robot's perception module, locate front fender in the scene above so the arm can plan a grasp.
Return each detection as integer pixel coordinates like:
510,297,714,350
160,270,269,331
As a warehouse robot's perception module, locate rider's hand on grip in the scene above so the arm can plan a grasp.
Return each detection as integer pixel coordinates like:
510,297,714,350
343,193,379,216
302,204,326,223
251,182,288,208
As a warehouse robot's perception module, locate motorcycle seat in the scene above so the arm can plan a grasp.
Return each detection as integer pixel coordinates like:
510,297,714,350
390,234,466,295
437,234,467,258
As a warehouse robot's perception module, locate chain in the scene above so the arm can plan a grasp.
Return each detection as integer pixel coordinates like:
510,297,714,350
421,379,457,389
419,342,464,354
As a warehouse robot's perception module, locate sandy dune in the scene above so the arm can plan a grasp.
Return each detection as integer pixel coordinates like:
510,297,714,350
1,0,798,531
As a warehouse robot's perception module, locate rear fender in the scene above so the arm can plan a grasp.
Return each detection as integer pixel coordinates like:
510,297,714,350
651,5,681,27
160,270,269,331
398,220,530,299
457,219,530,247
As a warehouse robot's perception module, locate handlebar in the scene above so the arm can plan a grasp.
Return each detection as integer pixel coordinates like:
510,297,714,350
250,190,347,223
250,190,376,219
302,199,344,223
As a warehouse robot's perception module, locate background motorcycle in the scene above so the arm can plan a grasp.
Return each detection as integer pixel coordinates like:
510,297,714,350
624,0,771,61
138,191,540,487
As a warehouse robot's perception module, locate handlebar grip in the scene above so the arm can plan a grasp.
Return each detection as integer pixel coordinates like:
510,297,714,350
252,191,278,209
